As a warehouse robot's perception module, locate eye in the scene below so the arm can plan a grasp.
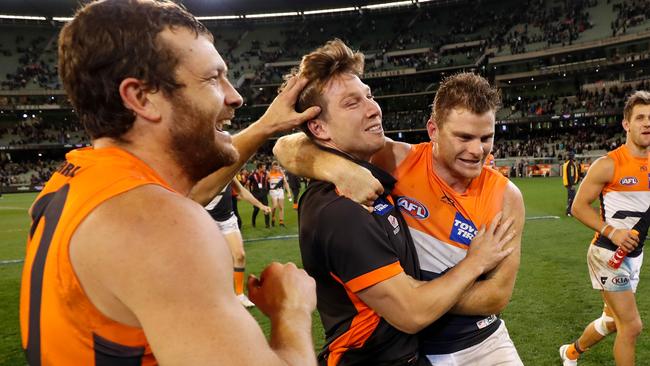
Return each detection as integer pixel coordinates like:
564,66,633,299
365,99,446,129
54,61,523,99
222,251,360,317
367,94,374,99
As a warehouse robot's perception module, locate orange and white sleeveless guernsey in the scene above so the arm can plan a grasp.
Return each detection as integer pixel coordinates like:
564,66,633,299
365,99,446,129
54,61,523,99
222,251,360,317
392,142,509,354
268,170,285,190
20,147,171,366
592,145,649,256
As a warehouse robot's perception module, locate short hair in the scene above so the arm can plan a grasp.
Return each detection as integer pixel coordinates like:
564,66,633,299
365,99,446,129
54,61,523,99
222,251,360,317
431,72,502,127
58,0,211,141
623,90,650,121
280,39,364,137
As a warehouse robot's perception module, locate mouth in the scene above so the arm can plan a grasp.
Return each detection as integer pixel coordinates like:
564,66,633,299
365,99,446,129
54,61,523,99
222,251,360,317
458,157,481,167
365,123,384,134
215,117,233,133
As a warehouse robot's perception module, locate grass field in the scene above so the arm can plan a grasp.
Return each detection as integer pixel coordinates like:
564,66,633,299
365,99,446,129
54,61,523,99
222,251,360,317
1,177,648,365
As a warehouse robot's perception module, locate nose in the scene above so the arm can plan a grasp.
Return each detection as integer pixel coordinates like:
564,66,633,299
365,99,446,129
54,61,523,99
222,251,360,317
224,79,244,109
366,99,381,120
467,139,484,157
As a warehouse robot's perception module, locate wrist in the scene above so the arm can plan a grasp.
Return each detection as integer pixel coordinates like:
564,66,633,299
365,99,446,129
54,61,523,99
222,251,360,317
459,256,486,277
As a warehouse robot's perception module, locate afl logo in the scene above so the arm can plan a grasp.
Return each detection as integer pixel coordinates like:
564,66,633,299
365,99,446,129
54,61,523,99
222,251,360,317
396,196,429,219
620,176,638,186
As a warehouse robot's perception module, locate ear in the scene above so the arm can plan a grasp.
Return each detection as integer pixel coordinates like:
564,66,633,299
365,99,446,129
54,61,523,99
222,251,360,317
306,118,331,141
622,118,630,133
119,78,162,122
426,118,438,141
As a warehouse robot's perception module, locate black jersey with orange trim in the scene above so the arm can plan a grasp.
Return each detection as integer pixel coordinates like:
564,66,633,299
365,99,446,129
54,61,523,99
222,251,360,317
299,152,420,366
205,183,235,222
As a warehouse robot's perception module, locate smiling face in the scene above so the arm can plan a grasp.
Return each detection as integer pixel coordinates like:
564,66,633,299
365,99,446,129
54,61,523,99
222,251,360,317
307,73,384,161
430,107,495,187
159,28,243,182
623,103,650,152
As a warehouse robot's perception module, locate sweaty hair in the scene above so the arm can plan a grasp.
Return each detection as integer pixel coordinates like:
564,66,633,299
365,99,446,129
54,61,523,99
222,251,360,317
623,90,650,121
280,39,364,137
58,0,211,140
431,72,502,127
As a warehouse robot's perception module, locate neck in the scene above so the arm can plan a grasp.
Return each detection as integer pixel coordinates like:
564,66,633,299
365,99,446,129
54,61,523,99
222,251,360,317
625,140,650,158
93,137,194,195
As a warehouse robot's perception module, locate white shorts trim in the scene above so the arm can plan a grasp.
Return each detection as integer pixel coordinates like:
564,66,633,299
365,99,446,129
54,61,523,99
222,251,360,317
269,188,284,199
587,245,643,292
216,214,239,235
425,321,522,366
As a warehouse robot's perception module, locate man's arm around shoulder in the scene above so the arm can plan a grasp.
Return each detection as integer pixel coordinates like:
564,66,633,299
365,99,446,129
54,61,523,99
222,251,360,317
70,185,316,365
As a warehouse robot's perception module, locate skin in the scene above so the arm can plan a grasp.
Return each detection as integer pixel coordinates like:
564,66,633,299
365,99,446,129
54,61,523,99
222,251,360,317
67,27,320,365
569,103,650,366
293,74,517,333
275,107,525,318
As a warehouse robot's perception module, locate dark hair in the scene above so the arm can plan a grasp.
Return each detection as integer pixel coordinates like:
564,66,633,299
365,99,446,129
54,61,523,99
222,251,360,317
431,72,502,127
623,90,650,121
280,39,364,138
58,0,211,140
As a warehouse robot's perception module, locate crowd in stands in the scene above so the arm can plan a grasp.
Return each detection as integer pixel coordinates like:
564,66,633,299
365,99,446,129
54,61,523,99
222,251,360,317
612,0,650,36
493,127,623,159
0,159,59,187
503,79,650,118
1,34,59,90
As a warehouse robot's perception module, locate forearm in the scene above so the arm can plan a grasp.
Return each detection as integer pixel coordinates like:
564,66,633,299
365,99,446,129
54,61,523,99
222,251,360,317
269,312,317,366
450,277,513,316
571,200,604,232
403,259,485,332
239,189,266,209
273,133,354,181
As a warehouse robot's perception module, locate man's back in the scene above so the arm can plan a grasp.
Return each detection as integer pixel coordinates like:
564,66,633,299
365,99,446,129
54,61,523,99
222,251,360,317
20,147,165,365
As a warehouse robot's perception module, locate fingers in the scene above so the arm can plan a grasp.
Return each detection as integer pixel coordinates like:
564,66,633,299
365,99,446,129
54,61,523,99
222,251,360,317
487,212,503,234
494,217,515,242
297,106,321,122
363,204,374,213
281,76,309,101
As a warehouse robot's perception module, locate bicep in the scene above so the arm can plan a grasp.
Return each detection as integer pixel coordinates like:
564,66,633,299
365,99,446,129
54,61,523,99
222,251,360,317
357,272,411,318
490,183,524,281
574,157,612,207
89,190,281,364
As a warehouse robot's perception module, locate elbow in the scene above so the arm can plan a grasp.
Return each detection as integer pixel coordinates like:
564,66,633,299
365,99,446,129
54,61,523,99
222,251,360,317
386,317,427,335
272,139,289,165
483,292,512,315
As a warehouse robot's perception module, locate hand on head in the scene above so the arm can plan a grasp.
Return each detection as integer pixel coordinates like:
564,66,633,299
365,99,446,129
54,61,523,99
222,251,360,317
260,76,321,133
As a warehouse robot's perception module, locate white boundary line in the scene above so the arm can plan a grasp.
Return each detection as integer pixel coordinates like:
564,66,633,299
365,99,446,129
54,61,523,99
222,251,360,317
526,215,561,220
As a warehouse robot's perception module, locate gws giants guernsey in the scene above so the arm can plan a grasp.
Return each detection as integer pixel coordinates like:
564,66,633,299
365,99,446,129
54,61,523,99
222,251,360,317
392,142,509,354
20,147,169,365
592,145,650,257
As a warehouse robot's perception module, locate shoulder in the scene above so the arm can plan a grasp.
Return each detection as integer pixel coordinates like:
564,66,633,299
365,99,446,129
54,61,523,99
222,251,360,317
370,137,414,173
502,181,524,213
583,155,615,185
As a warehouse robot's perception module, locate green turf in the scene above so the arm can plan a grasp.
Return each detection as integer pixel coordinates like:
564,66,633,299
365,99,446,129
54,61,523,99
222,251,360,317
1,178,648,365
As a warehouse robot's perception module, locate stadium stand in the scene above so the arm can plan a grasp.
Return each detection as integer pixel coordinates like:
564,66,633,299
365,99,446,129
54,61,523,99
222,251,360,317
1,0,650,189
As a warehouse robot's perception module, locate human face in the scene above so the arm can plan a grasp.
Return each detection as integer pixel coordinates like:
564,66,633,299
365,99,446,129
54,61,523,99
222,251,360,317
623,103,650,152
160,28,243,182
316,74,383,161
432,107,495,185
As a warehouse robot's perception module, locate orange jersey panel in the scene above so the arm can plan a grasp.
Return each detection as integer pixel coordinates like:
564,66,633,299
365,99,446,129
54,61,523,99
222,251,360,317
591,145,650,251
392,142,508,274
20,147,173,365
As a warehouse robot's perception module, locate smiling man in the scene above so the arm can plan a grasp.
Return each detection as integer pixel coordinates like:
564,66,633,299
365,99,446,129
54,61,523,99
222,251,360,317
19,1,321,365
275,72,525,365
559,91,650,366
285,41,516,366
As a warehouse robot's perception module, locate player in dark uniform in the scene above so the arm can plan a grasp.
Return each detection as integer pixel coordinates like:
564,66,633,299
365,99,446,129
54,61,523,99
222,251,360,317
284,39,513,366
205,179,271,307
562,151,580,216
247,163,270,228
286,172,302,210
